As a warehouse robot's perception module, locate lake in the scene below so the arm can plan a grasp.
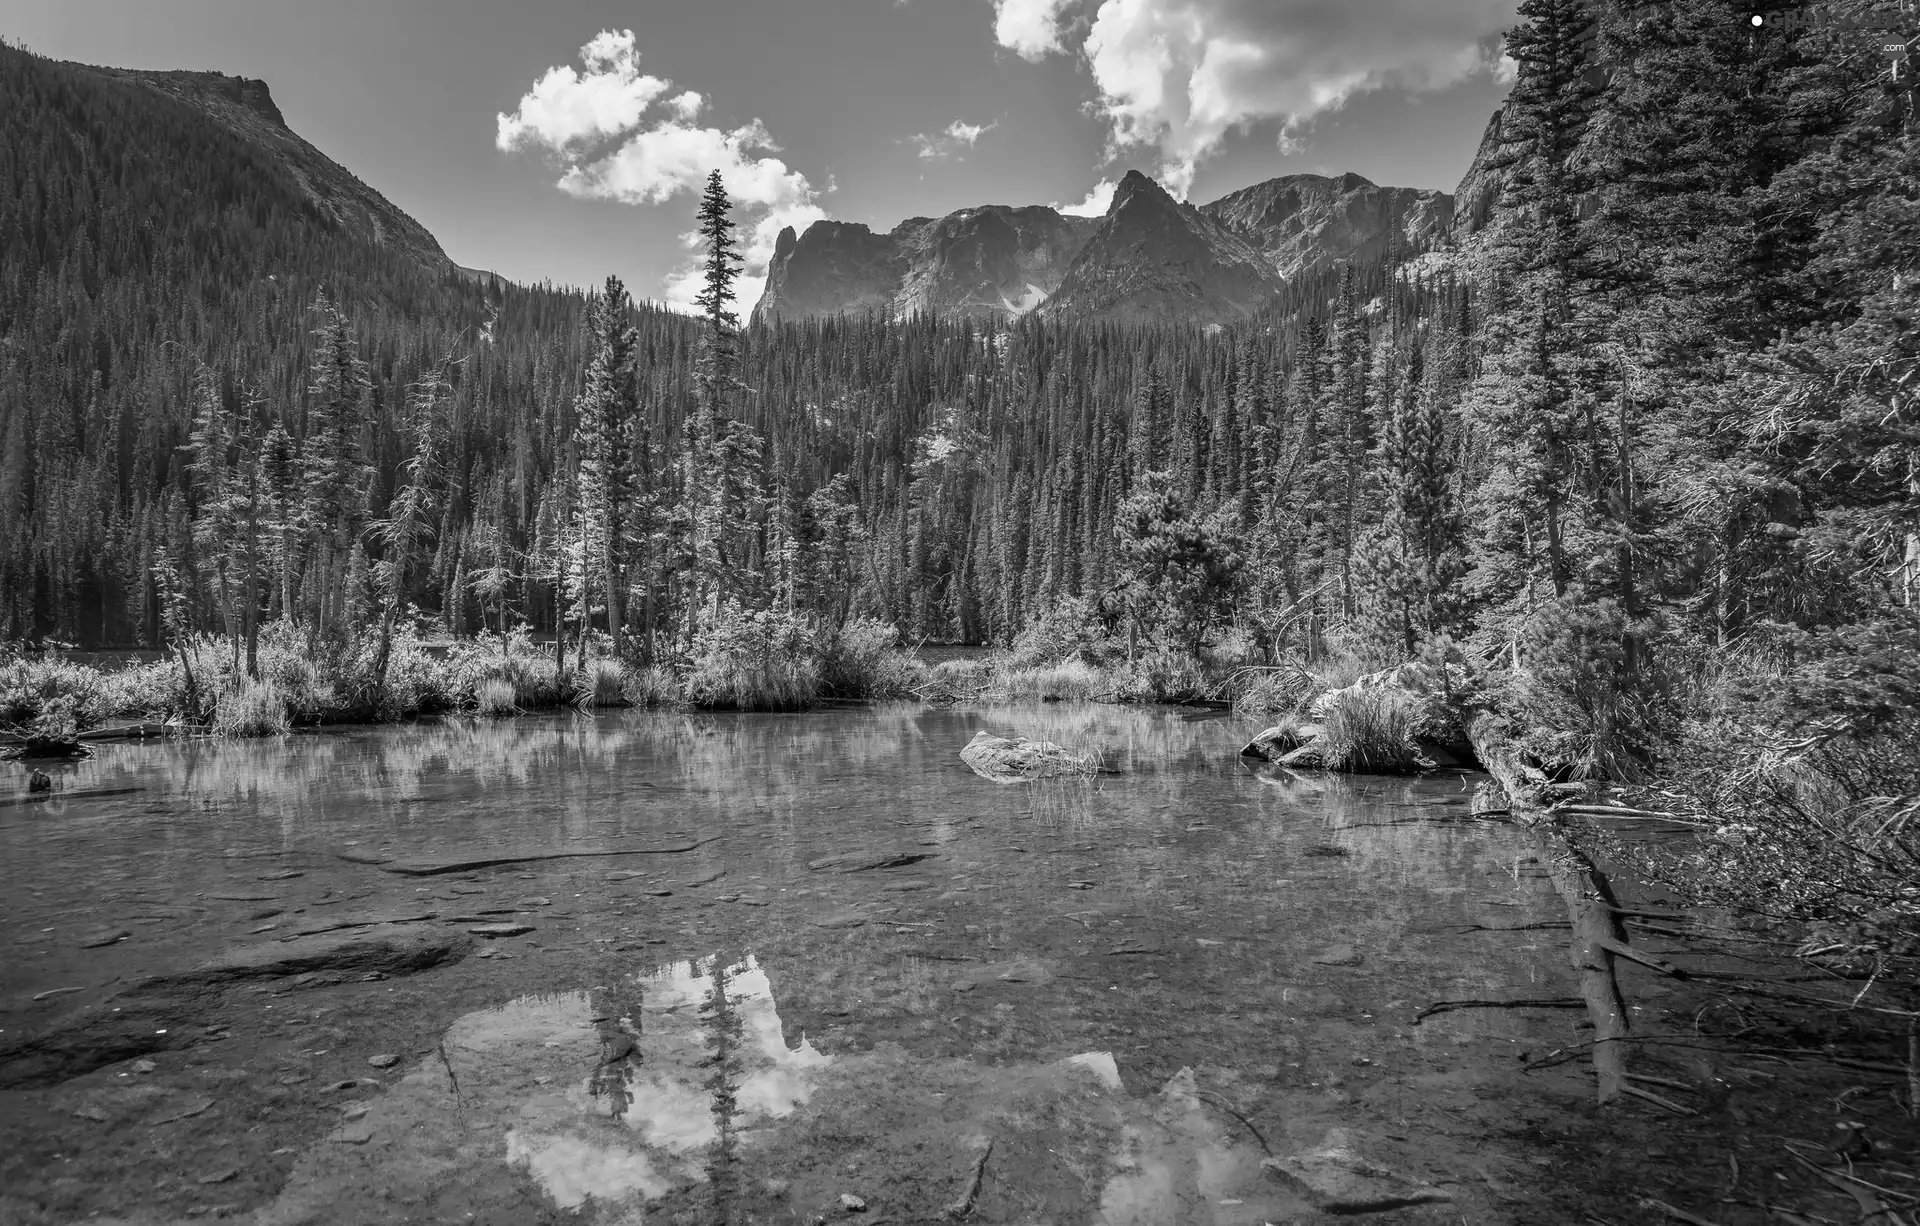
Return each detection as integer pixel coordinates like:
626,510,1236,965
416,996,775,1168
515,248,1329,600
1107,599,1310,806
0,704,1648,1223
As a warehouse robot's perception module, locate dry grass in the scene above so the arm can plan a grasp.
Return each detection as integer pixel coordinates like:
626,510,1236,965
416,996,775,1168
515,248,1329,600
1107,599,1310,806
212,678,290,737
622,665,682,708
1316,686,1425,774
476,678,519,717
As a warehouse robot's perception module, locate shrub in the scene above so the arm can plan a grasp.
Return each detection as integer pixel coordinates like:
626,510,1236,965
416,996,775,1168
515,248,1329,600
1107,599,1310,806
1492,599,1675,782
1587,613,1920,1007
682,602,819,711
476,678,518,717
818,618,924,700
1005,597,1117,669
0,652,112,737
253,628,326,723
623,665,682,708
108,659,181,721
1112,647,1208,704
1226,665,1318,717
445,633,569,711
919,657,993,705
213,678,291,737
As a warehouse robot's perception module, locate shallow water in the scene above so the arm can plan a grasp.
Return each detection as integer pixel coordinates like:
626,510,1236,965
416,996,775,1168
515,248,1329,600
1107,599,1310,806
1,705,1612,1223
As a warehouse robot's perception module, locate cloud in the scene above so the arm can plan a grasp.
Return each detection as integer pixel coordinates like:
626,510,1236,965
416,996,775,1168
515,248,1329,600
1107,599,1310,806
992,0,1075,60
911,119,997,161
995,0,1518,198
666,90,705,122
1050,177,1117,216
498,30,825,312
495,29,670,152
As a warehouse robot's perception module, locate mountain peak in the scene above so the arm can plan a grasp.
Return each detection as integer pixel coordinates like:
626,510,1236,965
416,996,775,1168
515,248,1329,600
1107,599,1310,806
110,68,289,131
1110,169,1174,214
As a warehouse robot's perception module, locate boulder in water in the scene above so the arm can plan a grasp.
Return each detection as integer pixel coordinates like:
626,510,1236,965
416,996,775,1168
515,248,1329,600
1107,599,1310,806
959,731,1096,783
1239,722,1321,761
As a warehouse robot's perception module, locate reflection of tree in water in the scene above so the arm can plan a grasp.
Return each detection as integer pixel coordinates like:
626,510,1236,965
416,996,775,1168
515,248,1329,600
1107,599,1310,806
587,970,646,1121
66,704,1269,838
702,952,746,1224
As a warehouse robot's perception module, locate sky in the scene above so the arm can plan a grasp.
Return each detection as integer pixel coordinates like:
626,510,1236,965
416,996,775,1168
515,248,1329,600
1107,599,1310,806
5,0,1520,310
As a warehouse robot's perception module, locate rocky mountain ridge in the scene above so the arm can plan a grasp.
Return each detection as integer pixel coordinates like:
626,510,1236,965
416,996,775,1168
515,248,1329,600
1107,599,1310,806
754,167,1459,326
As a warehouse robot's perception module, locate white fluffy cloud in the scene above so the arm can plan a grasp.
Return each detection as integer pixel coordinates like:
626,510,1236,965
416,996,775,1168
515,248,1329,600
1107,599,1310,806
1050,177,1117,217
996,0,1517,197
992,0,1076,61
495,30,670,152
497,30,826,312
912,119,997,161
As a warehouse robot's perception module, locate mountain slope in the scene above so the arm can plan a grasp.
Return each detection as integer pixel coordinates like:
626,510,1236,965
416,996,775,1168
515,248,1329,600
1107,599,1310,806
754,168,1455,324
99,68,449,269
1037,170,1286,324
1200,173,1453,279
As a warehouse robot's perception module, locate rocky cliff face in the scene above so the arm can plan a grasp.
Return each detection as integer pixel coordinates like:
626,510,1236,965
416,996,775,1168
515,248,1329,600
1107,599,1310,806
1200,172,1453,279
754,206,1099,324
893,206,1103,318
1037,170,1285,324
103,68,449,269
755,166,1457,325
1449,108,1509,242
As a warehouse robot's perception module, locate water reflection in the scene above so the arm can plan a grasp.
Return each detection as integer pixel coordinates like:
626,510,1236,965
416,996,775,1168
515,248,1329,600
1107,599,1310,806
4,704,1587,1223
255,949,1306,1222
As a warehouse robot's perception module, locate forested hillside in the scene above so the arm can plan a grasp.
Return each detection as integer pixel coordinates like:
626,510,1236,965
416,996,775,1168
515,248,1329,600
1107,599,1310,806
3,0,1915,704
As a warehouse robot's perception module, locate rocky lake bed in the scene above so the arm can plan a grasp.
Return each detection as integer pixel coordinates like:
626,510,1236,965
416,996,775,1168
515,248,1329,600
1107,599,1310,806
1,706,1911,1225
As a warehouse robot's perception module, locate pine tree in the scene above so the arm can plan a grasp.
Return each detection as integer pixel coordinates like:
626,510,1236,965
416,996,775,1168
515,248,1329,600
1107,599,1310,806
370,357,451,695
573,276,639,656
1461,0,1604,639
298,294,372,642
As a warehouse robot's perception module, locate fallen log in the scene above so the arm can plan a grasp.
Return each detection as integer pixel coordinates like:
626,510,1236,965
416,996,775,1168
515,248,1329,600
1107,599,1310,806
81,723,174,741
1414,997,1586,1024
1468,714,1636,1105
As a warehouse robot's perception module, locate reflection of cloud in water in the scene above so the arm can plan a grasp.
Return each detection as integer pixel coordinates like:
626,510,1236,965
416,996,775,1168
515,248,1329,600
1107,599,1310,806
423,954,834,1215
727,958,833,1121
614,955,830,1156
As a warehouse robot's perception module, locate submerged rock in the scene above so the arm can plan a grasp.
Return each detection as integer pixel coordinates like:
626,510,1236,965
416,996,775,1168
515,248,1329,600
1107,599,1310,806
959,731,1096,783
1238,723,1320,761
1263,1128,1453,1214
808,850,937,873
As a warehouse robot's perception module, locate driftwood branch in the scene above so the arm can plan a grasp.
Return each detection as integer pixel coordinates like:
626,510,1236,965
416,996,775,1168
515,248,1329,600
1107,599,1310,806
1414,997,1586,1024
942,1138,993,1220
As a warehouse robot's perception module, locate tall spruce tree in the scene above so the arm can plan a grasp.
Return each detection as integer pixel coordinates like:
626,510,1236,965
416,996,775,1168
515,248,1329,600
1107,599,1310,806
572,276,639,657
1461,0,1603,643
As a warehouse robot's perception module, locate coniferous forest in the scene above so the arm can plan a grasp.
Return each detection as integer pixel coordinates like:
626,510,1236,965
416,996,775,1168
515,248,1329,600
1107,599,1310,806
4,3,1913,669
